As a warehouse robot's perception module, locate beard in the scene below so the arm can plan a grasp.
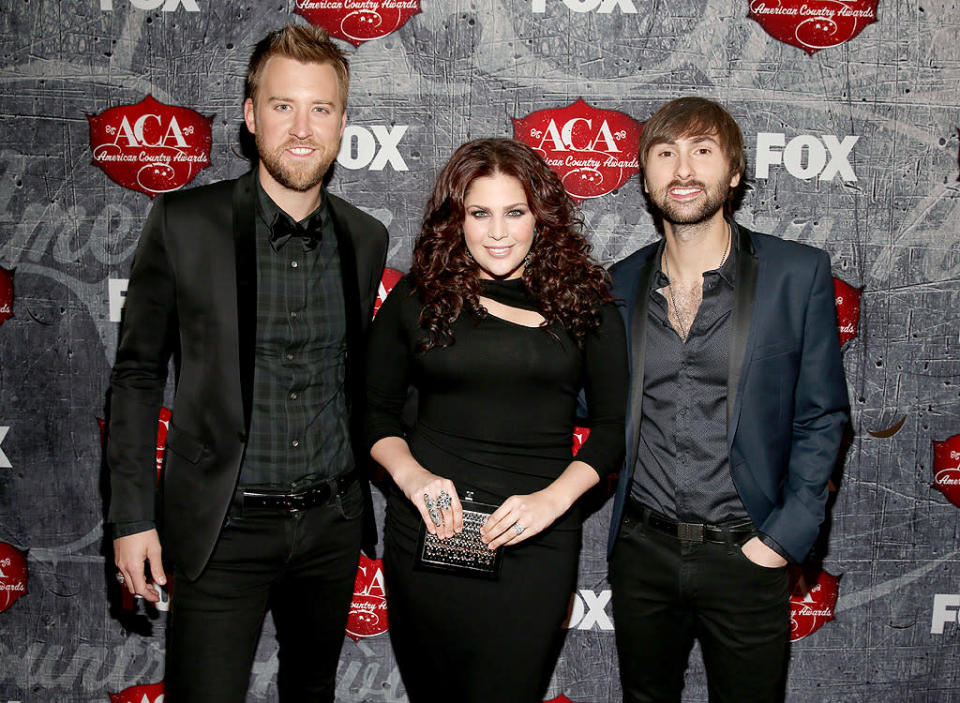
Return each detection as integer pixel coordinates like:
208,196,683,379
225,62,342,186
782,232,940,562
648,178,730,226
256,134,337,192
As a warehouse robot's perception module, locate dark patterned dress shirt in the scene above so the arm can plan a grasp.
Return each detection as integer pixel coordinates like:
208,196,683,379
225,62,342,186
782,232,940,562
237,179,353,488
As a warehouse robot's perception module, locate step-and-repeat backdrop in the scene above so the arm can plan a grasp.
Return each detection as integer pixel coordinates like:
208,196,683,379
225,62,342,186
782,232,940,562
1,1,958,701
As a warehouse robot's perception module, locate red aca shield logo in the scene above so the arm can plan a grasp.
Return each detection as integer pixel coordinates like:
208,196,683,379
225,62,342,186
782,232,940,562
932,434,960,508
0,265,13,327
109,682,164,703
833,277,862,346
295,0,422,47
748,1,878,55
572,426,590,457
346,554,388,640
0,542,28,612
544,696,579,703
513,98,642,202
373,267,405,319
788,566,839,641
88,95,213,197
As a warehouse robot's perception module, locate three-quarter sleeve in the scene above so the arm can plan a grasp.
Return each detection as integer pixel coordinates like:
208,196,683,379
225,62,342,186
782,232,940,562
365,275,417,449
571,303,628,480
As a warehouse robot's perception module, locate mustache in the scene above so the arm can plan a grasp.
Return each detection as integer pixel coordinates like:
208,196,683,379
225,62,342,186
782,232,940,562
666,180,706,190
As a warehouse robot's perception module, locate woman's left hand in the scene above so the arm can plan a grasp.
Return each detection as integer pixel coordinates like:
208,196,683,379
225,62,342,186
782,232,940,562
479,489,567,550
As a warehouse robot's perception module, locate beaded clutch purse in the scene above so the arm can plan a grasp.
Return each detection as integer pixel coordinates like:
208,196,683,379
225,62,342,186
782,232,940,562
414,492,503,580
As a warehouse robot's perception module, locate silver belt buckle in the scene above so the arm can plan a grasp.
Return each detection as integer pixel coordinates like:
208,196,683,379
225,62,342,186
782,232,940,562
677,522,705,542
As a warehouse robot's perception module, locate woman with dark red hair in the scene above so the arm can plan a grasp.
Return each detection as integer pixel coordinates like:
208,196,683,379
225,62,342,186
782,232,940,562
365,138,627,701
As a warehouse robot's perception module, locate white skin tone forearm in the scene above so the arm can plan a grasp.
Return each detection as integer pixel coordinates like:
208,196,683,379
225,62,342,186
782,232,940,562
371,436,599,547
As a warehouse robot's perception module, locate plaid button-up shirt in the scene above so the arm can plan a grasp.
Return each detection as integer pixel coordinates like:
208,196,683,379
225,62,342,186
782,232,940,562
238,180,353,488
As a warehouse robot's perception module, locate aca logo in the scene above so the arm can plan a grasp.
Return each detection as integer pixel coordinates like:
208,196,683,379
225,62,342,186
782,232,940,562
346,554,388,640
295,0,421,47
373,267,404,319
565,589,613,630
88,95,213,197
748,1,878,55
532,0,638,12
109,682,165,703
0,265,12,327
755,132,859,182
833,277,862,346
0,542,28,612
932,434,960,508
336,125,408,171
571,426,590,456
788,566,839,641
513,98,642,202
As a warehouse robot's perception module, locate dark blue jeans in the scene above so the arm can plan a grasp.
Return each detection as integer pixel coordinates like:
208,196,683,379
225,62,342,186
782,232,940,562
164,481,363,703
609,509,790,703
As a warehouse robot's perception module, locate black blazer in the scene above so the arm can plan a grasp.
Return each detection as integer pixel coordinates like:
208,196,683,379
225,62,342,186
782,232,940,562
107,170,389,580
607,221,849,563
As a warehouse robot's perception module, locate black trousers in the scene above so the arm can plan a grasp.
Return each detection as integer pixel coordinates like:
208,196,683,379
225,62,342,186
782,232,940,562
163,481,364,703
609,508,789,703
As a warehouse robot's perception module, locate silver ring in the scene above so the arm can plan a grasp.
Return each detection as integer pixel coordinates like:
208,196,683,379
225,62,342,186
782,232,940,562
428,506,443,527
116,572,125,585
436,491,452,510
512,522,525,536
423,493,435,509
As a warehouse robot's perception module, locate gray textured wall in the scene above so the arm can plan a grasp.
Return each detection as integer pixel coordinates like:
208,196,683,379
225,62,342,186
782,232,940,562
1,1,959,701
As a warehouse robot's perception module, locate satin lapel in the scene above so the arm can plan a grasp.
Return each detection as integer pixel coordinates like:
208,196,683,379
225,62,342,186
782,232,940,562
232,171,258,429
628,245,660,470
327,200,363,397
726,221,758,443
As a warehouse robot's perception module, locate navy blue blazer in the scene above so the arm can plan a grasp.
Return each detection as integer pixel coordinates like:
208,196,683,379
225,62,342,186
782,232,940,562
607,220,849,563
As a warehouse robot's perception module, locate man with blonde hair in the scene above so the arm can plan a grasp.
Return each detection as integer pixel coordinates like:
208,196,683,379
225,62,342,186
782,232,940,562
108,24,388,701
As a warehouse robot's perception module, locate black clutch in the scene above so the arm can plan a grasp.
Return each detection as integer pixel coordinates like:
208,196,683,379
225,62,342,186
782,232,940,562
414,492,503,580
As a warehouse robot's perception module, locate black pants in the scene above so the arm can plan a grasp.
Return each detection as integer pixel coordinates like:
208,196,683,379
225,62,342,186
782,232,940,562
163,481,364,703
609,509,789,703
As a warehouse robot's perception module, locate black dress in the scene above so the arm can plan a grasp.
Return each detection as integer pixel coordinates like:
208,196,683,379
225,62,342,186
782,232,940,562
365,276,627,703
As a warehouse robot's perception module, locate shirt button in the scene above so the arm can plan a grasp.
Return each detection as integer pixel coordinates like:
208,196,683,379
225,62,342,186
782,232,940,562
285,352,294,361
290,261,299,269
289,392,298,400
290,311,298,319
291,439,300,448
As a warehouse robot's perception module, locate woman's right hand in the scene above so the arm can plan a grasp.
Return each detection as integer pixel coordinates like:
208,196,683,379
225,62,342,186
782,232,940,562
394,467,464,539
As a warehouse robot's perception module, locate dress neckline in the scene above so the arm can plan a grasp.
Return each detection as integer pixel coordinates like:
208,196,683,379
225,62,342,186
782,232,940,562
479,278,540,312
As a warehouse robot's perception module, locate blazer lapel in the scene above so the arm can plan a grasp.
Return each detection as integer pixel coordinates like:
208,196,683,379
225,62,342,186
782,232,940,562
627,243,660,471
726,220,758,443
232,170,258,429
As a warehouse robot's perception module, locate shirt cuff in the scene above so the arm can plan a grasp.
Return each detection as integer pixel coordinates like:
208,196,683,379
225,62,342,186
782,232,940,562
112,521,156,539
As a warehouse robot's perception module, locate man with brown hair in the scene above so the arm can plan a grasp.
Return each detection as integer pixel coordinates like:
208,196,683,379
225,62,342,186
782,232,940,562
607,97,848,701
107,24,388,702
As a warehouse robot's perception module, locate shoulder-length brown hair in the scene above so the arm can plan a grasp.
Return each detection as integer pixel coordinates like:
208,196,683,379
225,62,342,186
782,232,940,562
410,138,613,351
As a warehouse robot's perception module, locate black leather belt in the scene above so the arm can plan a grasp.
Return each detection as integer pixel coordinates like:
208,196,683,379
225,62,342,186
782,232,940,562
626,498,754,544
240,470,358,513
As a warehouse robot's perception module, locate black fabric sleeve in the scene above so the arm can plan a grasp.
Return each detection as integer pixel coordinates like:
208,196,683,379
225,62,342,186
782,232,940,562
571,302,628,480
364,275,417,449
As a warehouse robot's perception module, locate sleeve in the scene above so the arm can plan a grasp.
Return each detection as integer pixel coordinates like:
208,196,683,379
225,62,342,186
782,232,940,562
571,302,628,480
105,196,178,525
759,250,850,562
364,276,416,449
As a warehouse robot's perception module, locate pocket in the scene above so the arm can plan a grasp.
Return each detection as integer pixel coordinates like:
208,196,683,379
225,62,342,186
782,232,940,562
334,480,364,521
165,422,206,463
734,542,788,572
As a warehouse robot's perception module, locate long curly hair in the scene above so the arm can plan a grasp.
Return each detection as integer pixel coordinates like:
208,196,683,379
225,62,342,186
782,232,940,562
410,138,613,352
